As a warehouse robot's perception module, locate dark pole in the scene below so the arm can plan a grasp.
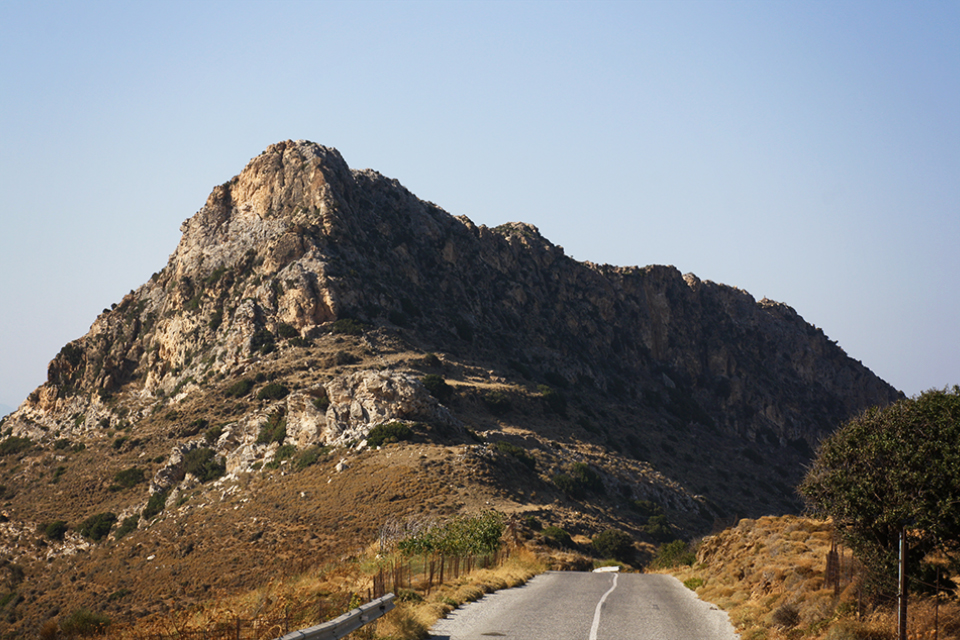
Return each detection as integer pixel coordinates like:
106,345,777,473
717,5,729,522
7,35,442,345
898,525,907,640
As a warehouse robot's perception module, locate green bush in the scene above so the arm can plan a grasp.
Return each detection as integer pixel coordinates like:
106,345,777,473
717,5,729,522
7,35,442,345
592,528,636,563
295,445,329,470
112,467,144,490
650,539,695,568
0,436,32,457
274,444,297,461
367,422,413,447
538,385,567,415
422,374,453,402
398,512,504,556
554,463,603,498
77,512,117,542
482,391,512,416
642,515,675,542
114,514,140,540
631,499,664,519
225,378,254,398
250,328,275,354
256,383,289,401
257,410,287,445
493,441,536,470
312,394,330,411
683,577,705,590
59,608,111,636
142,490,167,520
541,526,572,548
42,520,68,541
332,318,365,335
275,322,299,339
552,473,579,496
204,425,223,444
183,447,226,483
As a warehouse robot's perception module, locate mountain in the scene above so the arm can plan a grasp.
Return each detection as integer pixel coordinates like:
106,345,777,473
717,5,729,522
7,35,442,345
0,140,900,633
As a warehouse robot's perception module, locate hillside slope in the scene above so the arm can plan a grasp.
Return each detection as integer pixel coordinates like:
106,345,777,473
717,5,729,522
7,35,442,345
0,140,900,634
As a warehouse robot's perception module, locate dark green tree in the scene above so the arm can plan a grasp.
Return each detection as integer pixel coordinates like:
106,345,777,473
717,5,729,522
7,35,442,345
800,387,960,596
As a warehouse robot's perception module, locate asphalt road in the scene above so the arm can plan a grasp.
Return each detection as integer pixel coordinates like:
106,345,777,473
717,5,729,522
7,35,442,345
429,571,739,640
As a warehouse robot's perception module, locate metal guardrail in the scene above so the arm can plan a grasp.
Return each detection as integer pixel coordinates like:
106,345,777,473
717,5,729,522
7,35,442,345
275,593,396,640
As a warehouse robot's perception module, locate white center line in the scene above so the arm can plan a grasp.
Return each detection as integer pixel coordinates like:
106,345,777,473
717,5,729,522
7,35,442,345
589,573,619,640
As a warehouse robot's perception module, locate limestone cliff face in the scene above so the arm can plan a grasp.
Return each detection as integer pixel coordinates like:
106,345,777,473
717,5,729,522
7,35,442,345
12,139,898,449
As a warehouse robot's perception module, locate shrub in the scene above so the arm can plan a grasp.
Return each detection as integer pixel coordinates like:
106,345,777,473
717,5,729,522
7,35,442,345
0,435,32,457
295,445,329,470
538,384,567,415
643,515,675,542
183,447,226,483
204,425,223,444
570,462,604,493
53,438,72,450
274,443,297,461
142,490,167,520
650,539,695,568
554,463,603,498
112,467,144,490
683,577,705,590
114,514,140,540
77,512,117,542
250,328,275,354
275,323,299,339
482,390,512,416
367,422,413,447
398,512,504,556
312,394,330,411
257,383,289,401
592,528,636,563
257,410,287,445
332,318,365,335
225,378,254,397
771,603,800,628
552,473,579,497
42,520,68,541
631,499,664,519
541,526,572,548
493,441,536,470
59,608,111,637
422,374,453,402
544,371,568,388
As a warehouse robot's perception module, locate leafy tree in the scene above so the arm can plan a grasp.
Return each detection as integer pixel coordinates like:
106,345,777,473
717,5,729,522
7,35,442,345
592,528,636,563
800,387,960,596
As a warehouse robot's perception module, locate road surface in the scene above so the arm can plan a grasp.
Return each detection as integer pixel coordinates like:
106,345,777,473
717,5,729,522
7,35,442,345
429,571,738,640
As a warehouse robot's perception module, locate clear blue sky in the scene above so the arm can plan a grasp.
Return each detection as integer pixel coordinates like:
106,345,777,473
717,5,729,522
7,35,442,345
1,0,958,413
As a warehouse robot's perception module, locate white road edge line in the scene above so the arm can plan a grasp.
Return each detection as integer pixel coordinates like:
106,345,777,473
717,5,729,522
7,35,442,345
589,573,619,640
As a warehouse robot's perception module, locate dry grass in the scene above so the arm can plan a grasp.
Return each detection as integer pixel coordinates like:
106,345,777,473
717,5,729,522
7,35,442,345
95,544,546,640
372,547,546,639
664,515,960,640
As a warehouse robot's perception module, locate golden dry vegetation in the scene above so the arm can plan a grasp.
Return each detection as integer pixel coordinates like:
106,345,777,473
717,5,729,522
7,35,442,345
666,515,960,640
